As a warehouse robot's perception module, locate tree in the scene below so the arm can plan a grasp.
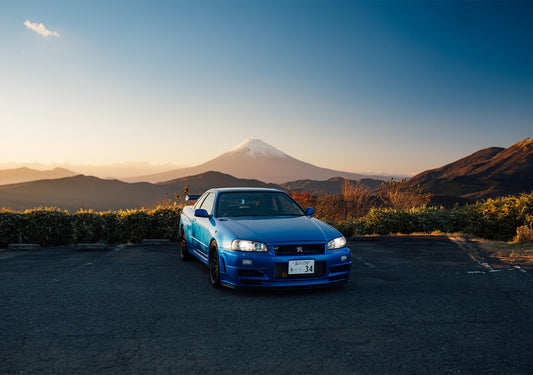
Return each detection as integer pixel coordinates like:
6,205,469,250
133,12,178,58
379,178,431,210
341,180,372,220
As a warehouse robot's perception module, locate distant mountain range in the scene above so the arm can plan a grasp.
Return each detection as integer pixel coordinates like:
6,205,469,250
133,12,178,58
125,138,389,183
0,175,160,212
409,138,533,200
0,170,385,211
0,167,77,185
1,138,532,211
0,172,280,212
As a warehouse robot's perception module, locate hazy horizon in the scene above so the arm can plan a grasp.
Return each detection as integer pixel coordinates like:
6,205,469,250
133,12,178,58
0,138,413,179
1,1,531,176
0,161,184,179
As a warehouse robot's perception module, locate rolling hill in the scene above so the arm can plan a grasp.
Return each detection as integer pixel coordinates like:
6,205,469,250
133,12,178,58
0,170,383,211
160,171,281,192
0,167,77,185
0,175,163,211
0,172,282,211
126,139,388,183
409,138,533,200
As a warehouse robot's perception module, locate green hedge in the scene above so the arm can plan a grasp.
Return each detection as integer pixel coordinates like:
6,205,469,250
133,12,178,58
336,191,533,241
0,207,181,248
1,191,532,247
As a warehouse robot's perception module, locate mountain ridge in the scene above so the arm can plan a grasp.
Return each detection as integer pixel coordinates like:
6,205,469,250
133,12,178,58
2,139,531,211
0,167,78,185
0,170,382,211
409,138,533,199
125,138,389,183
0,172,284,211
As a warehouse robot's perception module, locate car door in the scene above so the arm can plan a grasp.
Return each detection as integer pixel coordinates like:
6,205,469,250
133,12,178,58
192,192,216,260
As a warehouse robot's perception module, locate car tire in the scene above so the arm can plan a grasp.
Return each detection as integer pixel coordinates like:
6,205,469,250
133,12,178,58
179,227,193,261
209,241,221,288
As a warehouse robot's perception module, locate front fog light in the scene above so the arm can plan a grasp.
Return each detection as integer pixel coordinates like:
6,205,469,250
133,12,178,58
341,255,348,262
242,259,253,265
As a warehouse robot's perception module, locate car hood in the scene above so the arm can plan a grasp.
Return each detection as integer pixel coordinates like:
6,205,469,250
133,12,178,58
218,216,340,244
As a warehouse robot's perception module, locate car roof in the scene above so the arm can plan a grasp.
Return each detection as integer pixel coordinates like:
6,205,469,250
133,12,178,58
206,187,285,194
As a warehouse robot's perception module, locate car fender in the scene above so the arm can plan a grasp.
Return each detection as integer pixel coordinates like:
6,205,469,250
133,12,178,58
180,207,195,246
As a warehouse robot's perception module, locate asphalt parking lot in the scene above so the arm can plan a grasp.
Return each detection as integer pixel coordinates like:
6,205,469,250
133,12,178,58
1,238,533,374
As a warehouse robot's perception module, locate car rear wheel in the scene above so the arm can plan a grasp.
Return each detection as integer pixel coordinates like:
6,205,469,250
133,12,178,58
179,227,193,261
209,241,221,288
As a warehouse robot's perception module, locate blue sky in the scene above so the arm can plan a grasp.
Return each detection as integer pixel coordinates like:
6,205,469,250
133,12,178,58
1,0,532,176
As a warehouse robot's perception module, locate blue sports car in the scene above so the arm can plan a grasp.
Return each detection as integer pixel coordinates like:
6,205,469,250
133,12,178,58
179,187,351,288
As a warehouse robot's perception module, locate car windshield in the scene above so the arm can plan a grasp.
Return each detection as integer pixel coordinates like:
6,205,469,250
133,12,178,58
215,191,305,218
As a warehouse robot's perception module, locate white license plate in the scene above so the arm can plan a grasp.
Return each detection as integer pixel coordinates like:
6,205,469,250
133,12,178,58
288,259,315,275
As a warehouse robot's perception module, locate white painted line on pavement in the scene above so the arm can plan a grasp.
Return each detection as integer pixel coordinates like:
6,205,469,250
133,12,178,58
45,261,94,284
513,266,527,273
481,262,494,271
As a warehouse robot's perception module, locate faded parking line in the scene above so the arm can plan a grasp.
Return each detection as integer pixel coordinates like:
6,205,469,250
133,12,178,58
44,246,122,285
353,255,377,270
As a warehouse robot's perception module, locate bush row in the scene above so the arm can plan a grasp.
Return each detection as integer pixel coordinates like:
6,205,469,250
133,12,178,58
1,191,532,247
336,192,533,241
0,207,181,248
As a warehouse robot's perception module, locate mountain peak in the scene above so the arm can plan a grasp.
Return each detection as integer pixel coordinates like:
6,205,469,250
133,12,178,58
228,139,289,159
409,138,533,200
510,137,532,150
125,138,382,183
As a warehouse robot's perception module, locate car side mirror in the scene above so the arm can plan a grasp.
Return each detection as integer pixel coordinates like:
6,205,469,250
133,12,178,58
305,207,315,216
194,209,210,218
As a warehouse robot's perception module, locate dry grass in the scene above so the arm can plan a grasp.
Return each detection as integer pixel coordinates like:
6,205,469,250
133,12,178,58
449,233,533,266
515,223,533,242
372,232,533,266
378,178,431,210
475,240,533,265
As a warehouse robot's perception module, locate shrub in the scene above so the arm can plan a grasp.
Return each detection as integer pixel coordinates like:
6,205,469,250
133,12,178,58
72,210,116,244
23,208,74,246
515,224,533,243
143,206,181,241
0,206,182,248
334,192,533,240
1,191,532,246
113,206,181,244
0,211,28,248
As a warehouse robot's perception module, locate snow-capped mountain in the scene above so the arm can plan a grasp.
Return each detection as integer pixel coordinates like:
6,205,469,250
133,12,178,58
126,138,386,183
228,139,289,159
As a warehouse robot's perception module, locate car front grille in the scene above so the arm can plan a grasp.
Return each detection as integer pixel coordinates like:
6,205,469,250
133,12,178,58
274,261,326,279
273,243,325,256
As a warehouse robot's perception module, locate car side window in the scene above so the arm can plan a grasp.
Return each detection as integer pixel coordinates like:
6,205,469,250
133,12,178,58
198,193,215,215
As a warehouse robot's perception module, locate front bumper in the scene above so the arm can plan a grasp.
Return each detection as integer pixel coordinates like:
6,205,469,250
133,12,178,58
218,247,351,288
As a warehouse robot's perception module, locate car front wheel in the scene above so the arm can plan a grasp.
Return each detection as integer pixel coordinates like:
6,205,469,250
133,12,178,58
209,241,221,288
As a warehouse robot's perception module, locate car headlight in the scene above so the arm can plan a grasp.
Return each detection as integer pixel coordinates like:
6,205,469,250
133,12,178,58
327,236,346,250
231,239,268,252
